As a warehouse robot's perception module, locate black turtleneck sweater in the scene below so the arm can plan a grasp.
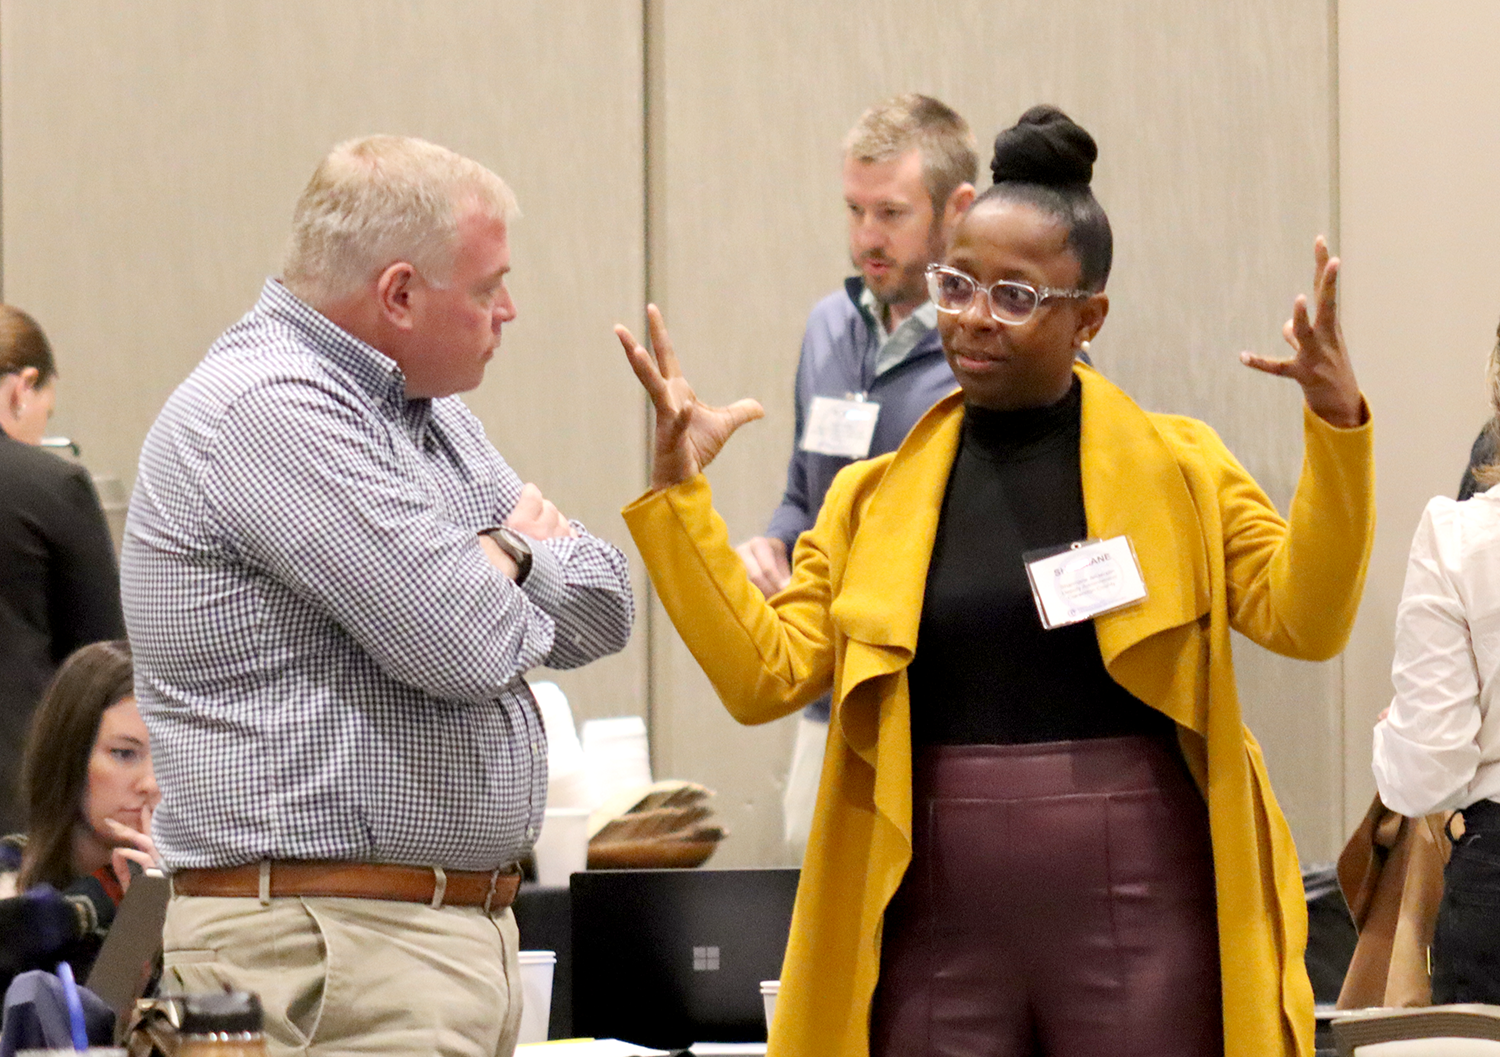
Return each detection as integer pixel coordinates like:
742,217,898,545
906,378,1174,745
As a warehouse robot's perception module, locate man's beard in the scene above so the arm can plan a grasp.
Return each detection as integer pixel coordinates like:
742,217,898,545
853,223,947,310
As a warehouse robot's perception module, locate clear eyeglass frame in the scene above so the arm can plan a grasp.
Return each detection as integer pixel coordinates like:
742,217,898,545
925,264,1092,326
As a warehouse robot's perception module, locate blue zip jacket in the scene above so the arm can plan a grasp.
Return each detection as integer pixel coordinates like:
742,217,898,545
766,277,957,554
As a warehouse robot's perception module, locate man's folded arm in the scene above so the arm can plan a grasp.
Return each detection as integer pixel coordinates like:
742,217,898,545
512,527,634,669
204,381,557,702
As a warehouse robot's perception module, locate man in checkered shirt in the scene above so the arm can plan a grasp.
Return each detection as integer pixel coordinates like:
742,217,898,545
121,136,634,1056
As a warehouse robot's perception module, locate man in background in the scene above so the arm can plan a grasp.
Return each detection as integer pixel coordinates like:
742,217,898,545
734,94,976,854
122,136,633,1056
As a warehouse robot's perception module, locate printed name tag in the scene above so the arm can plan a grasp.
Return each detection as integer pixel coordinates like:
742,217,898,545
801,396,881,459
1024,536,1147,630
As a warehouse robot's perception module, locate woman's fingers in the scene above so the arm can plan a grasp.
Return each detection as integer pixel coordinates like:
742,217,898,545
646,304,682,381
615,325,669,400
103,816,153,853
723,398,767,431
1314,256,1341,337
114,847,157,871
1240,350,1296,377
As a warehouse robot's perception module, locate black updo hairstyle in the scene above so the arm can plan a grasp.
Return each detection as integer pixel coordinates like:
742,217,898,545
975,105,1113,292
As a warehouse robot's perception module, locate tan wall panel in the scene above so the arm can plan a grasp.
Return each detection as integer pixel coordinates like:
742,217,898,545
0,1,648,723
1338,0,1500,833
655,0,1342,866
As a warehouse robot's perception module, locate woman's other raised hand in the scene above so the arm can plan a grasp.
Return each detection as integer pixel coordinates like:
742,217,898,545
1240,236,1365,428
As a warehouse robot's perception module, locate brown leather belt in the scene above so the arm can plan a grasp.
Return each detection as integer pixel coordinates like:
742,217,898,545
172,861,521,911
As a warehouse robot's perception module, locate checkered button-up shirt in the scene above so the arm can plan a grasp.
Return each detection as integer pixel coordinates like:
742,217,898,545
122,280,634,871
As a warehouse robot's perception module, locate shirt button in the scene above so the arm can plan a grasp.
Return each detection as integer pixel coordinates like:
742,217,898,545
527,826,538,840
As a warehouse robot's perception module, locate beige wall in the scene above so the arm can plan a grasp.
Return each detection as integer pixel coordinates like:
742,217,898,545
1337,0,1500,833
3,1,1384,868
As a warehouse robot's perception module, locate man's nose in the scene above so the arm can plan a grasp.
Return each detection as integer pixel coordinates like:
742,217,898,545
850,214,885,250
493,290,517,329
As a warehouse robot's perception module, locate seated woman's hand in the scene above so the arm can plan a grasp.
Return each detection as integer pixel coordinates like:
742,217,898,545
1240,236,1366,428
103,803,162,893
616,305,764,490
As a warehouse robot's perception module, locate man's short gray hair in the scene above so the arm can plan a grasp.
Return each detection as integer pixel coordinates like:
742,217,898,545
282,135,519,305
844,94,979,217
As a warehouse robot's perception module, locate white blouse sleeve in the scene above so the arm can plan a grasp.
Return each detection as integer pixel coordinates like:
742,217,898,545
1374,498,1484,817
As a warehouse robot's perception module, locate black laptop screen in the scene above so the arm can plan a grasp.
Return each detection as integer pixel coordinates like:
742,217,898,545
570,867,799,1049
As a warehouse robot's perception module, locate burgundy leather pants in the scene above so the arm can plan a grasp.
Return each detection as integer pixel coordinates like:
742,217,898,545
870,736,1223,1057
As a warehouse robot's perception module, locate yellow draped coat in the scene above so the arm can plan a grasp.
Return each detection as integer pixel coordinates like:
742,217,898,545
622,364,1374,1057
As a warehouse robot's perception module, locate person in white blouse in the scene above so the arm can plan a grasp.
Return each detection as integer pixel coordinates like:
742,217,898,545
1374,329,1500,1003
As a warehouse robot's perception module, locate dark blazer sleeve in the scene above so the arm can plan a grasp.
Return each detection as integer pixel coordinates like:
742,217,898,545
44,463,125,660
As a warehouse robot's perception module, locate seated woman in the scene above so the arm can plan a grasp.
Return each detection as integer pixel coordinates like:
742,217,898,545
617,106,1372,1057
0,639,159,991
1374,328,1500,1005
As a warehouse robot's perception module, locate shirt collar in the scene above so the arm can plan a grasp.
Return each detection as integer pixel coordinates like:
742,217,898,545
254,279,423,421
856,282,938,343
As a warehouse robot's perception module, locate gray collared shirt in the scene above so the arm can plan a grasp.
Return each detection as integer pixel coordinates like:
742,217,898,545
857,287,940,380
122,279,633,871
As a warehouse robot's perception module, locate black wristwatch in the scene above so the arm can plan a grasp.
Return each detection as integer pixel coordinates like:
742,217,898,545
481,525,533,585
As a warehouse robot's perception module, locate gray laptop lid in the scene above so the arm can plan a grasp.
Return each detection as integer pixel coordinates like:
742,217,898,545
570,868,799,1049
85,870,170,1017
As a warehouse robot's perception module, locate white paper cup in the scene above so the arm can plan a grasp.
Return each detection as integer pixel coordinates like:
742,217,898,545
516,949,557,1044
760,979,780,1032
534,806,591,886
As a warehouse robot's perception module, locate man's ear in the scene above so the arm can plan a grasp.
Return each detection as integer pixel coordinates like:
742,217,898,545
942,182,977,236
375,262,419,330
0,367,38,409
0,368,31,425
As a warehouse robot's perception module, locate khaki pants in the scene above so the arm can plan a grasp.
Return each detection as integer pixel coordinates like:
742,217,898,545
162,890,523,1057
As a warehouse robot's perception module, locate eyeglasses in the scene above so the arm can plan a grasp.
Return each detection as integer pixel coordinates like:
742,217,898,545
925,264,1092,325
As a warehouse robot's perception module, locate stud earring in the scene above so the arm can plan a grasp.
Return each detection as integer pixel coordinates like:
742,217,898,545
1078,340,1091,354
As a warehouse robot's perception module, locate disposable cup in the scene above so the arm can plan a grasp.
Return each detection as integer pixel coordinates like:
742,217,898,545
516,950,557,1044
760,979,780,1032
533,806,591,886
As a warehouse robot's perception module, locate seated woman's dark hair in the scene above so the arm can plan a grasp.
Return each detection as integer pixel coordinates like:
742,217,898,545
976,105,1113,292
17,640,134,891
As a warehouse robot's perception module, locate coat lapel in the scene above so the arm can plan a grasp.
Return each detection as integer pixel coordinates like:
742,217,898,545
1078,366,1211,665
828,370,1210,706
829,390,965,690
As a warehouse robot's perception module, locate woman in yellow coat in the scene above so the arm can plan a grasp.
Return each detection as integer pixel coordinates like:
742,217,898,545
616,107,1371,1057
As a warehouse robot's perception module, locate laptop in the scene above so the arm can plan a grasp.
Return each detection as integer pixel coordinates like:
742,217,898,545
85,870,171,1018
570,868,799,1050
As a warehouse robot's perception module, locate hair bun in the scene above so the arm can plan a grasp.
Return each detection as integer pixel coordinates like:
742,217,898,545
990,105,1096,187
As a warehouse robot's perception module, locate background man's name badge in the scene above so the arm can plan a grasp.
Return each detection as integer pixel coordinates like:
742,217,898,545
1024,536,1147,630
800,396,880,458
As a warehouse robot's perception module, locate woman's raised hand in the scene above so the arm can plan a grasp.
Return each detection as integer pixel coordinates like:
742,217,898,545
616,305,765,490
1240,236,1365,428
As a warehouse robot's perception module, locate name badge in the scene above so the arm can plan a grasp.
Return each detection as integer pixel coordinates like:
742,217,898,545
801,396,880,459
1024,536,1147,630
